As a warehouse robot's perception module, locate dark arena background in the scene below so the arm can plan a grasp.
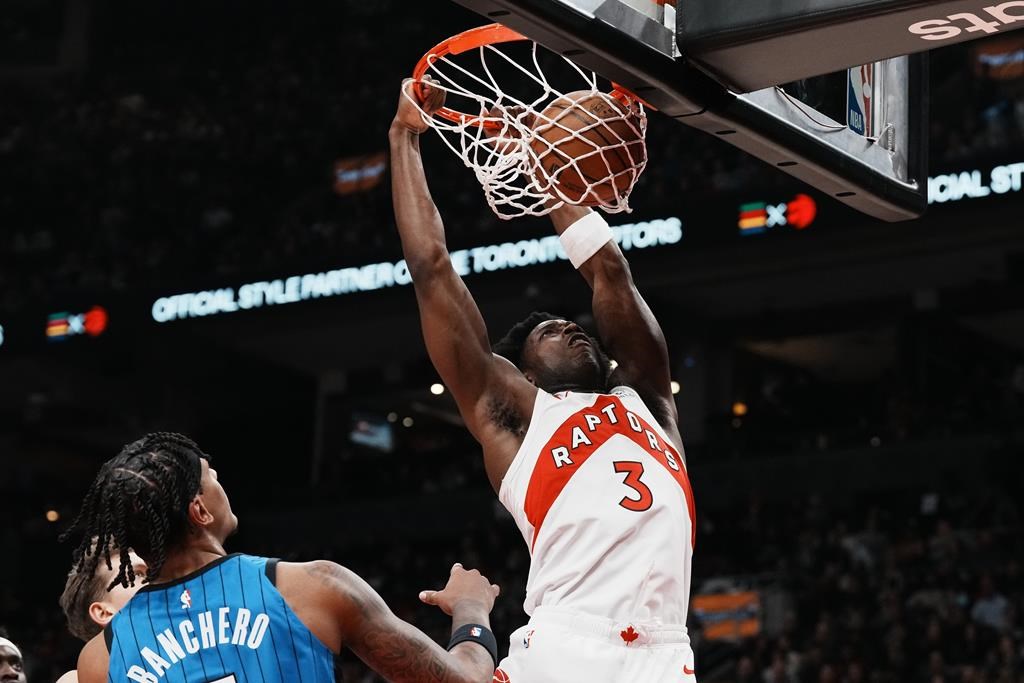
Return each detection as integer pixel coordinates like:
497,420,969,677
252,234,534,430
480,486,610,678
2,1,1024,681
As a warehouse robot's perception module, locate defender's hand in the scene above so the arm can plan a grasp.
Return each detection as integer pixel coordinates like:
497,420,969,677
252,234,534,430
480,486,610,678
419,563,500,616
393,77,446,135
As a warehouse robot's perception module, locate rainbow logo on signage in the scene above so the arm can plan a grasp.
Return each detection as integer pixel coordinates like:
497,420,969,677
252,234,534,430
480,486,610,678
738,194,817,235
738,203,770,234
46,306,108,341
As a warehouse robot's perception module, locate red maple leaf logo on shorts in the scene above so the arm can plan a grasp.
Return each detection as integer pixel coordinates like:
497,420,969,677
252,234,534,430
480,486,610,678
620,625,639,644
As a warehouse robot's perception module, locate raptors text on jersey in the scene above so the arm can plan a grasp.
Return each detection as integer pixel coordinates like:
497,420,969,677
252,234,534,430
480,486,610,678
500,387,696,623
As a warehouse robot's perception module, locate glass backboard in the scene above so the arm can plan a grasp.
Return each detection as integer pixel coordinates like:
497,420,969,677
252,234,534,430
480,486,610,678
449,0,929,222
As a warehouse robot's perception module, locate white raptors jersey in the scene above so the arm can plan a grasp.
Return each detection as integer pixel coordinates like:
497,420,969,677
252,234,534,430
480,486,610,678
499,386,696,624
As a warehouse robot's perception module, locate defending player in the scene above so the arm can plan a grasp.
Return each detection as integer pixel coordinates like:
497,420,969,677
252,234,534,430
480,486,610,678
64,432,502,683
391,80,697,682
56,547,147,683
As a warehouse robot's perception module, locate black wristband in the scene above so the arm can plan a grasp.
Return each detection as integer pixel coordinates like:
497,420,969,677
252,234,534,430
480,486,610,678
448,623,498,667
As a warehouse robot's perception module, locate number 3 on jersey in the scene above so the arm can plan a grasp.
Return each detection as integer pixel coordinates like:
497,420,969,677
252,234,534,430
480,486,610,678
613,461,653,512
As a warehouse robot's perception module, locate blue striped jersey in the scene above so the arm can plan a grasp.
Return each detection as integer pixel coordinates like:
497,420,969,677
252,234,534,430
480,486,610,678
105,553,334,682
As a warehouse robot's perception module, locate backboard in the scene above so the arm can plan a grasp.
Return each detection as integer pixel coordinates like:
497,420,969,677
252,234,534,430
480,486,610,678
448,0,929,222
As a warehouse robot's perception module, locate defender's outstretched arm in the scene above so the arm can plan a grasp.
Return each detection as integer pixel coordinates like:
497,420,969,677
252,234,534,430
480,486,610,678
286,561,500,683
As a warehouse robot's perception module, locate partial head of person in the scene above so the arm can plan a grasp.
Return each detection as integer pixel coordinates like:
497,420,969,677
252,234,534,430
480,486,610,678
0,637,25,683
494,312,612,393
59,542,147,641
61,432,237,592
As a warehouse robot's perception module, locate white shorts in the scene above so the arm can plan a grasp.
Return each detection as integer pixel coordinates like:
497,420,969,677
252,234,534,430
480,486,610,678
493,607,698,683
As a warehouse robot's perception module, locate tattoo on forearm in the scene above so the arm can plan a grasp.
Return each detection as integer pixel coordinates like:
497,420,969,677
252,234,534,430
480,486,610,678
304,562,487,683
359,625,457,682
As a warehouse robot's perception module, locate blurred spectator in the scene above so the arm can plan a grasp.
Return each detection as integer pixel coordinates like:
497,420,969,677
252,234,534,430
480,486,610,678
972,575,1011,633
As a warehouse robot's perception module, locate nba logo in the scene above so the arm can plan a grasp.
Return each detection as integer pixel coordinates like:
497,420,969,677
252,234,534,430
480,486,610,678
469,627,482,637
180,589,192,610
523,629,534,648
847,63,875,137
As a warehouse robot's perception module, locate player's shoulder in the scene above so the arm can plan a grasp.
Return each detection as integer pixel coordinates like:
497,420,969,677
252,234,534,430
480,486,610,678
279,558,343,578
273,560,363,627
271,560,351,654
610,383,684,450
277,560,379,604
608,384,640,400
276,560,351,597
76,634,109,683
607,384,653,410
56,671,78,683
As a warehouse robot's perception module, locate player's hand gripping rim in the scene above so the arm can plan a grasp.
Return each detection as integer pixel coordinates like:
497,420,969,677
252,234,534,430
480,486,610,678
393,77,446,135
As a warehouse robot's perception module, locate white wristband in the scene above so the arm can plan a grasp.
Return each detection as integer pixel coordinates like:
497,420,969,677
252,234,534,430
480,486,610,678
559,211,613,269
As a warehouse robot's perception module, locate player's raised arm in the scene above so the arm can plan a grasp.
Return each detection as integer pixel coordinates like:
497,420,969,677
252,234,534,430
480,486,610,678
389,79,533,442
550,204,680,440
282,560,500,683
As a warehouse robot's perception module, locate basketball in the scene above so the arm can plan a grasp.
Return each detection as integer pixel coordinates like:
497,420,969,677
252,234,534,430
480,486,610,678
529,90,647,206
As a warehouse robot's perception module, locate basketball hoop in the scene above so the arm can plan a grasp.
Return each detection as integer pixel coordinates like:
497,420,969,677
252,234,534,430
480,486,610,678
407,24,649,220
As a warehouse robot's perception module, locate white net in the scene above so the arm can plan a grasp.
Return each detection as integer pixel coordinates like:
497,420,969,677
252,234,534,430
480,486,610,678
407,36,648,220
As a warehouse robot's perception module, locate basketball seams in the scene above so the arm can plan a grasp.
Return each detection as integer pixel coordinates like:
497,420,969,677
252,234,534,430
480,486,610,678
529,91,647,205
532,107,601,198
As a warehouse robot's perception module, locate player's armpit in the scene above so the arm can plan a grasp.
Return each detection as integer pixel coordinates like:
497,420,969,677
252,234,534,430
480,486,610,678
303,561,495,683
409,262,535,436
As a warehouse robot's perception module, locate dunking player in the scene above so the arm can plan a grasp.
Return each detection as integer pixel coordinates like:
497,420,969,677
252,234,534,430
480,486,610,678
65,432,502,683
56,547,147,683
392,81,697,682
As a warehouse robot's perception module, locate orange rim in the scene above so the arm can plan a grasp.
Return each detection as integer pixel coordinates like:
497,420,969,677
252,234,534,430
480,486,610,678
412,23,646,129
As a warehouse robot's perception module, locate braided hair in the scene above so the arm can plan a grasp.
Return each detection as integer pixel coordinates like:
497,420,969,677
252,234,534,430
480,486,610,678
61,432,210,595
